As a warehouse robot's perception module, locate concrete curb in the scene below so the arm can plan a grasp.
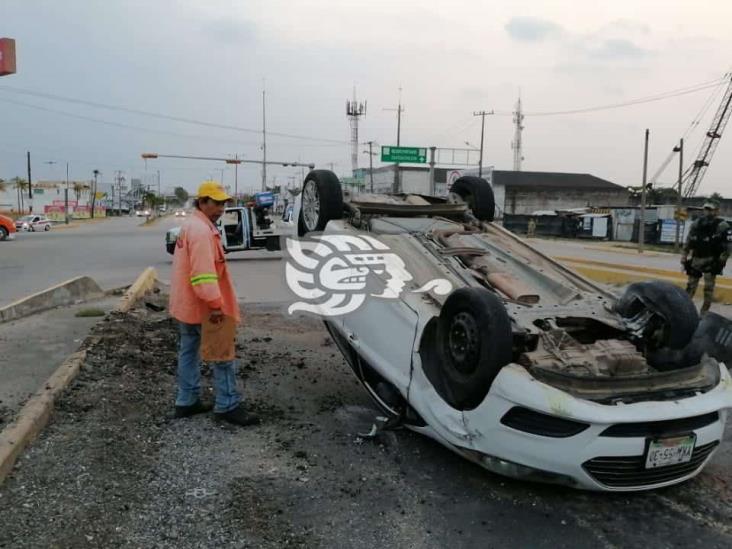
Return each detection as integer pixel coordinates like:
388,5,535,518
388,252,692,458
0,276,105,324
0,267,159,486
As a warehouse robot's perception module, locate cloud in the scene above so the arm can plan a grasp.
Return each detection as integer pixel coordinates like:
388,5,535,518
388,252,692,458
505,17,563,43
587,38,650,60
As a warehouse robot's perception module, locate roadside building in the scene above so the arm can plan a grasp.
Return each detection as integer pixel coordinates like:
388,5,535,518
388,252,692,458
356,166,630,220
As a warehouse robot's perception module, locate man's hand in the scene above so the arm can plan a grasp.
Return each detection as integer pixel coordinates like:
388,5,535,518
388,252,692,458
209,308,225,324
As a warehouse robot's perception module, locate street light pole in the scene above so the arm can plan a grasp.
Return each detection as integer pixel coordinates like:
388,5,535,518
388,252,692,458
639,129,649,254
65,162,69,224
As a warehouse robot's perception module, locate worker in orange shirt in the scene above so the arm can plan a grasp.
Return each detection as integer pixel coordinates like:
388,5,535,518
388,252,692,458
169,181,259,426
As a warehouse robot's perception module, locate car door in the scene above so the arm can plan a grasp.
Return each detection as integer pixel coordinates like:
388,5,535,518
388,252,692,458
218,208,250,252
340,280,419,394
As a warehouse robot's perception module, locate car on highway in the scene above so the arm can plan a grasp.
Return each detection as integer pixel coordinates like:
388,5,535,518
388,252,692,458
135,209,151,217
290,169,732,492
0,213,16,241
14,214,53,232
165,192,290,255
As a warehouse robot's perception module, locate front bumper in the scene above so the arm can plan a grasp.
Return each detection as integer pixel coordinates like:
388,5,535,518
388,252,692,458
410,362,732,491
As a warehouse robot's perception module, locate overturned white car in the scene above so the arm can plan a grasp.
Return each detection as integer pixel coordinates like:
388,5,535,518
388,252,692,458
289,170,732,491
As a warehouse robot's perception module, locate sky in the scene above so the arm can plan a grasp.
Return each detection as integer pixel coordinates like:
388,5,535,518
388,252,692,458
1,0,731,196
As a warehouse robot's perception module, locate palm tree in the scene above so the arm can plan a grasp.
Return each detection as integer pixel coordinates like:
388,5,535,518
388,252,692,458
13,177,27,212
73,182,86,202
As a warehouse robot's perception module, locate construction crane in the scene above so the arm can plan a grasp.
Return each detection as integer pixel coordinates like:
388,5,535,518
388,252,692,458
683,73,732,197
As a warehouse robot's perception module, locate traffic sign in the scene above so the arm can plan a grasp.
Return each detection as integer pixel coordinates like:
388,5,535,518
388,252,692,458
381,146,427,163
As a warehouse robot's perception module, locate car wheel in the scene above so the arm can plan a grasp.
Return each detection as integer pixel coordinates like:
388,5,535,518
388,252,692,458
616,281,699,351
44,224,51,231
265,235,281,251
298,170,343,236
166,243,176,255
449,176,496,222
435,287,513,409
0,227,7,241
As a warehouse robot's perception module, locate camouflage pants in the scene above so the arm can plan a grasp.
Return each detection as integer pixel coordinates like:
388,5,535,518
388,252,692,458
686,272,716,311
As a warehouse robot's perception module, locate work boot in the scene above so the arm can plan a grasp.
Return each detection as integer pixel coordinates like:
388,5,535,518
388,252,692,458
701,301,712,314
175,400,213,418
215,405,260,427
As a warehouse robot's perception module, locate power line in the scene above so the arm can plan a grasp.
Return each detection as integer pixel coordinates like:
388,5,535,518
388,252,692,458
493,77,726,117
0,85,350,144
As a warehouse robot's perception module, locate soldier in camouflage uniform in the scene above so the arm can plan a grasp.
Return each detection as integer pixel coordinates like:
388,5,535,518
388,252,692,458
681,201,731,313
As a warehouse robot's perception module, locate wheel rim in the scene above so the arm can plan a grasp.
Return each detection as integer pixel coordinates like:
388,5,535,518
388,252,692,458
448,312,480,374
301,180,320,232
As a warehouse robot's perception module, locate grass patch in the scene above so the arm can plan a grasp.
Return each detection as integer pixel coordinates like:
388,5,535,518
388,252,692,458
75,308,106,318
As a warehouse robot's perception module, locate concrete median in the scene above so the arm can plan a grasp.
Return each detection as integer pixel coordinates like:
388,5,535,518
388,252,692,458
0,276,105,323
557,256,732,303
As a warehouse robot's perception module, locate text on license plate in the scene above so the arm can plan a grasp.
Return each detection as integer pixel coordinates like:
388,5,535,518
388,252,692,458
645,435,696,469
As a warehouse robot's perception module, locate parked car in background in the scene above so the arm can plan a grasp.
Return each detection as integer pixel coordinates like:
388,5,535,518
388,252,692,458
15,215,52,232
165,193,291,255
0,214,16,241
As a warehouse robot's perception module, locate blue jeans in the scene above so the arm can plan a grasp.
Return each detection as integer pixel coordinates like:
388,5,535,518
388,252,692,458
176,322,241,413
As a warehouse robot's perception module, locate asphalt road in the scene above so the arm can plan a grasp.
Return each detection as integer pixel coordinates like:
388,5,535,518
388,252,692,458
0,216,289,307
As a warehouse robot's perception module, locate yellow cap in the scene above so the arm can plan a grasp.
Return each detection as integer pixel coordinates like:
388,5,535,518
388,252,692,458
196,180,231,202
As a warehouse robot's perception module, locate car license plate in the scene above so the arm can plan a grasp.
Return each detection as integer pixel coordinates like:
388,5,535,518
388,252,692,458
645,435,696,469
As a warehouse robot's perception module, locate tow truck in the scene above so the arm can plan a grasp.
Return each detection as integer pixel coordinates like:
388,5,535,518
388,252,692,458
165,191,292,254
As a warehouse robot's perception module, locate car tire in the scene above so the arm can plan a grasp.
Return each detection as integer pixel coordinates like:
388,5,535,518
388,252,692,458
298,170,343,236
0,227,7,241
166,243,176,256
616,281,699,351
265,236,281,251
44,224,51,231
450,176,496,222
435,287,513,409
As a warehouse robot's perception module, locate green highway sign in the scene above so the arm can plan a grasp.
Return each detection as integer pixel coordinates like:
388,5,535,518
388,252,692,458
381,146,427,163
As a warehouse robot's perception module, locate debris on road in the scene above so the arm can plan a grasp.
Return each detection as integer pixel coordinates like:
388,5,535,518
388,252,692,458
0,297,731,548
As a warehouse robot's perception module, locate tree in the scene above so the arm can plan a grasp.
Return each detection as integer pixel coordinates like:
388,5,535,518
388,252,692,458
174,186,189,204
0,179,6,193
13,177,27,212
709,192,724,203
73,182,86,202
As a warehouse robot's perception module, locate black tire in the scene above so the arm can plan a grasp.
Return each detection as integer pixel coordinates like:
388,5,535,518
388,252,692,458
435,287,513,409
0,226,7,241
616,281,699,350
166,242,176,255
44,224,51,231
298,170,343,236
265,235,281,251
450,176,496,222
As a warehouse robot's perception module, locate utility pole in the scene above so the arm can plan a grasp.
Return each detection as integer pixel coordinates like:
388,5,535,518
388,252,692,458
639,129,649,254
364,140,376,192
261,86,267,192
428,146,436,196
473,110,494,177
674,138,684,252
234,154,239,204
384,87,405,193
26,151,32,213
346,87,367,174
511,95,525,171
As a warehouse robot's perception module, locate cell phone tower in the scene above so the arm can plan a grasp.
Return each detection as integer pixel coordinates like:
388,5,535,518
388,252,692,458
511,94,525,171
346,88,367,175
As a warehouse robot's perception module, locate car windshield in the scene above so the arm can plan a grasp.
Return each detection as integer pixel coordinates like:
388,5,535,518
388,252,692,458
18,216,34,221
